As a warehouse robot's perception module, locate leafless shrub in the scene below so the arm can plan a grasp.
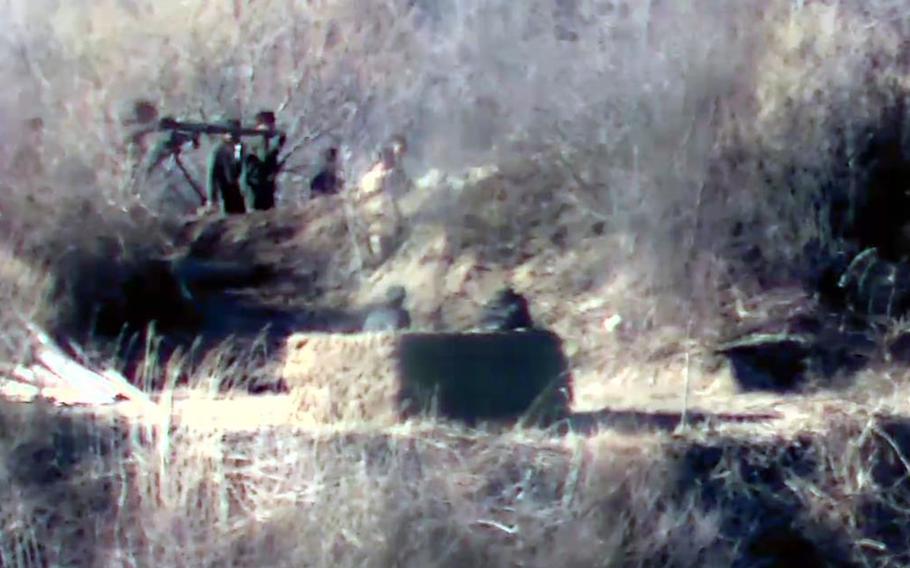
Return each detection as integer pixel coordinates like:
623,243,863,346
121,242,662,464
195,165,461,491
3,1,910,565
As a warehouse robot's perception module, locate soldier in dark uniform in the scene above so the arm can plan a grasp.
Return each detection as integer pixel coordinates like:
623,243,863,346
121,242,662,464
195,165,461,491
206,117,246,215
310,146,342,196
478,287,535,331
362,285,411,331
241,110,286,211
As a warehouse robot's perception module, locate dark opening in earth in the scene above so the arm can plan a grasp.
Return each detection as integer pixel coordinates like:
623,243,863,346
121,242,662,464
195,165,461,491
834,97,910,262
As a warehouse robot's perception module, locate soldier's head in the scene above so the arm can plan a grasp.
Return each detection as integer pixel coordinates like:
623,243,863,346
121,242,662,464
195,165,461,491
254,110,276,131
477,286,535,331
491,287,533,323
24,117,44,144
385,285,407,308
325,146,339,164
132,100,159,125
25,116,44,132
390,134,407,156
381,135,407,168
118,99,158,126
221,117,242,143
492,287,522,306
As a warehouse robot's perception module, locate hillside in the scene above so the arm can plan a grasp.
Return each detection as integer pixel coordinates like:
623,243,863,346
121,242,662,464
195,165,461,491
3,147,909,566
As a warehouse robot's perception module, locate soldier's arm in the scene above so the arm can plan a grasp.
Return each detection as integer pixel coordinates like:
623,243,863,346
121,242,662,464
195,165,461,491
205,146,220,207
239,155,256,210
268,132,287,158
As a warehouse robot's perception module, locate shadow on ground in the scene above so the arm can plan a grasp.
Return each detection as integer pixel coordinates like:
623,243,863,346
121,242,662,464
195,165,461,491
51,210,392,393
668,434,853,567
110,284,382,393
565,406,783,435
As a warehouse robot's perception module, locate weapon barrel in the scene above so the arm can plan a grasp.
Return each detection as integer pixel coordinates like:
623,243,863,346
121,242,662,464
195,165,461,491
158,118,282,138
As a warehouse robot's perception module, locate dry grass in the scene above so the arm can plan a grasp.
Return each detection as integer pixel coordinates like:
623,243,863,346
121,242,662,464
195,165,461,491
7,395,910,566
284,332,403,426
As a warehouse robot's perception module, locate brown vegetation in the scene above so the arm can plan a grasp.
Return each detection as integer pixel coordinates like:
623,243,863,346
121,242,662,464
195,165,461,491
5,0,910,566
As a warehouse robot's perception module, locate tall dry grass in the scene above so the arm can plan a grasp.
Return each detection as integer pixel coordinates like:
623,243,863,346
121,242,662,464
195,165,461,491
6,398,910,566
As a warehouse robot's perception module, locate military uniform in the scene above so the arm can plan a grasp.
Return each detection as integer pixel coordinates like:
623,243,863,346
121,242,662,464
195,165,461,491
241,113,286,211
362,286,411,331
206,120,246,215
355,139,411,259
478,288,535,331
310,147,342,196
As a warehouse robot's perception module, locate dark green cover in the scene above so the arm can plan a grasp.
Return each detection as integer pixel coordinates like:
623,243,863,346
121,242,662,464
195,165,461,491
395,330,572,426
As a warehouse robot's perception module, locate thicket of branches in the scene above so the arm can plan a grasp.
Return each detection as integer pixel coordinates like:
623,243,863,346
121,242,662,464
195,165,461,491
3,2,910,566
0,0,908,341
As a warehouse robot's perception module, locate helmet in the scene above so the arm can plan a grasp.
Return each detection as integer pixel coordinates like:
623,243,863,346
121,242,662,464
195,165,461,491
254,110,276,126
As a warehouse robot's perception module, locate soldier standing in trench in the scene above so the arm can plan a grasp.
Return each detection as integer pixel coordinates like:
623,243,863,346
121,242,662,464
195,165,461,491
240,110,286,211
357,135,411,258
206,117,247,215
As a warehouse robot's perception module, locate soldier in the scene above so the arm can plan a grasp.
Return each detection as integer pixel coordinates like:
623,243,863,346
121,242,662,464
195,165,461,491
117,100,158,181
206,117,247,215
310,146,342,196
477,287,535,331
9,116,46,181
380,135,411,226
362,285,412,331
122,99,159,153
357,134,412,258
241,110,286,211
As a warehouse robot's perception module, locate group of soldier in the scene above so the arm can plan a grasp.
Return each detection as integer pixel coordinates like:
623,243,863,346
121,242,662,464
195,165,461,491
120,100,349,216
362,284,536,333
136,107,299,215
126,104,537,334
6,100,409,242
203,111,286,215
4,104,546,344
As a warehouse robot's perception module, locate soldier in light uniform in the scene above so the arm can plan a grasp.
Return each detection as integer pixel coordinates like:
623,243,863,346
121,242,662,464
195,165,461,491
356,135,412,259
